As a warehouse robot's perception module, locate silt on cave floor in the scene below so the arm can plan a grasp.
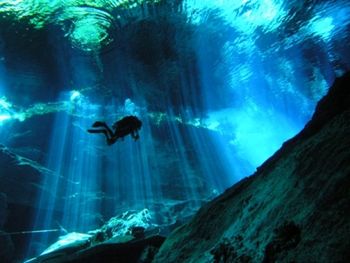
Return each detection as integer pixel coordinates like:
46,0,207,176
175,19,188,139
0,0,350,262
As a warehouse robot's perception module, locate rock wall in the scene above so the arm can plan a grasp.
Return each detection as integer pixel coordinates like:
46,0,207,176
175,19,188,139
0,192,15,262
153,73,350,262
0,145,64,261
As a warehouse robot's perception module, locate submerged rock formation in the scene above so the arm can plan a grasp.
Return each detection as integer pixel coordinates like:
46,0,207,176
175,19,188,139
26,209,165,263
154,72,350,262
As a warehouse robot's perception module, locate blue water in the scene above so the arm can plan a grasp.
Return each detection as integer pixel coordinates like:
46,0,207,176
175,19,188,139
0,0,349,259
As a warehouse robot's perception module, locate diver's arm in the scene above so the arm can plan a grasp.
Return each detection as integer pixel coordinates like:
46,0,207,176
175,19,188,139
131,130,140,140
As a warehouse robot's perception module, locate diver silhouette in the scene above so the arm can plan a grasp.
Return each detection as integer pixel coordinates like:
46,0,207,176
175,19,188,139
87,115,142,145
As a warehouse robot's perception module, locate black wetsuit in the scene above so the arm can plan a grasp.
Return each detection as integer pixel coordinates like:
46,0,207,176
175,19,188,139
88,115,142,145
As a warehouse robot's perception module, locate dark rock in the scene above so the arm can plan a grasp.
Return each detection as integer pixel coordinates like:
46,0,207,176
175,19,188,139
28,235,165,263
153,73,350,262
0,146,67,261
26,208,166,263
0,144,77,211
0,231,15,263
0,192,7,229
263,221,301,263
210,236,253,263
129,226,146,239
0,145,48,207
68,235,165,263
210,238,238,263
139,245,161,263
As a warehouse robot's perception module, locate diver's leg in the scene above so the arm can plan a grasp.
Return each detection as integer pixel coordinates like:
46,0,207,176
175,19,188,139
91,121,115,138
107,137,117,146
96,122,114,138
88,129,105,134
92,121,106,128
104,125,114,138
87,129,111,140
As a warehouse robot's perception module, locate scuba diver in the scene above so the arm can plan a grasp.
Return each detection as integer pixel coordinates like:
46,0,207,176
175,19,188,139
87,115,142,145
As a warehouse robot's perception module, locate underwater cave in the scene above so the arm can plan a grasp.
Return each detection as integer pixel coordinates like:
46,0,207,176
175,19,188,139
0,0,349,262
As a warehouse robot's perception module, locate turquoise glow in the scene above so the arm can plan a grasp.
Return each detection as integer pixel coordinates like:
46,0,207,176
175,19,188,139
0,97,12,124
309,16,335,40
0,113,10,122
0,96,11,109
69,90,81,101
